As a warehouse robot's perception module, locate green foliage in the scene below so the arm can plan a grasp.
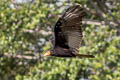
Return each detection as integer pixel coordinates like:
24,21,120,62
0,0,120,80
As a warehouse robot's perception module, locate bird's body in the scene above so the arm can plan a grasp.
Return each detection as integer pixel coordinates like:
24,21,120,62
44,5,94,58
50,46,76,57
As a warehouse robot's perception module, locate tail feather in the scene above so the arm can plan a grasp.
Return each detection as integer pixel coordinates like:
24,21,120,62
76,54,95,58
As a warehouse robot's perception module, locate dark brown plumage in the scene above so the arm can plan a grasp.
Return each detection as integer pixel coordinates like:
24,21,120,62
44,5,94,58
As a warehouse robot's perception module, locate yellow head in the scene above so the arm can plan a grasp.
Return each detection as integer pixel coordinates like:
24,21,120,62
43,51,51,56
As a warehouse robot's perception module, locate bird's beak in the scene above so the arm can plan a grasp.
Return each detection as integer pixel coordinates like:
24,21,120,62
43,51,51,56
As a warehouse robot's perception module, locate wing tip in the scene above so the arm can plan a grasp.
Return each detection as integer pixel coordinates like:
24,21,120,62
62,5,86,18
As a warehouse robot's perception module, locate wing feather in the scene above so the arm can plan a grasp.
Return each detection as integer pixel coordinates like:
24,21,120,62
54,5,86,49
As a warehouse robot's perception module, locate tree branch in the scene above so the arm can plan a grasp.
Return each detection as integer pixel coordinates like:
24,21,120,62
0,53,40,60
88,0,116,29
96,0,120,25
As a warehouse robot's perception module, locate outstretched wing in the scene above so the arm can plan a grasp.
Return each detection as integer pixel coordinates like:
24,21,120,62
54,5,86,49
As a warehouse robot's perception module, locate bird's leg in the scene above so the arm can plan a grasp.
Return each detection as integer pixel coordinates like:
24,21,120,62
70,48,79,54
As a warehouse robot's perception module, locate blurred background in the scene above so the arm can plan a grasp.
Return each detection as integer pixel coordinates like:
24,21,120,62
0,0,120,80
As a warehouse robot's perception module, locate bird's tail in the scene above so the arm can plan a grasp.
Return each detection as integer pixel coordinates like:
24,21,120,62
76,54,95,58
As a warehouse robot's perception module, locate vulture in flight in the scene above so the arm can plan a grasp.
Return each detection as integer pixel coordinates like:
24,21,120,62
44,5,94,58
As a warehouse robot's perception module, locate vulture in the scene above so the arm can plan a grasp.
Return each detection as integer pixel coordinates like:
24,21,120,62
44,5,94,58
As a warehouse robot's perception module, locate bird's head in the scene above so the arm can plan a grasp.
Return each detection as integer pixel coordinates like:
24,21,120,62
44,36,55,57
43,50,52,56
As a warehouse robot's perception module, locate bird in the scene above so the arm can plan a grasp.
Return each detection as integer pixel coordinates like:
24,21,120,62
43,5,94,58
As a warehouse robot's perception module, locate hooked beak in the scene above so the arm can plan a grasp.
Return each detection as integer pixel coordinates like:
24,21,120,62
43,51,51,56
